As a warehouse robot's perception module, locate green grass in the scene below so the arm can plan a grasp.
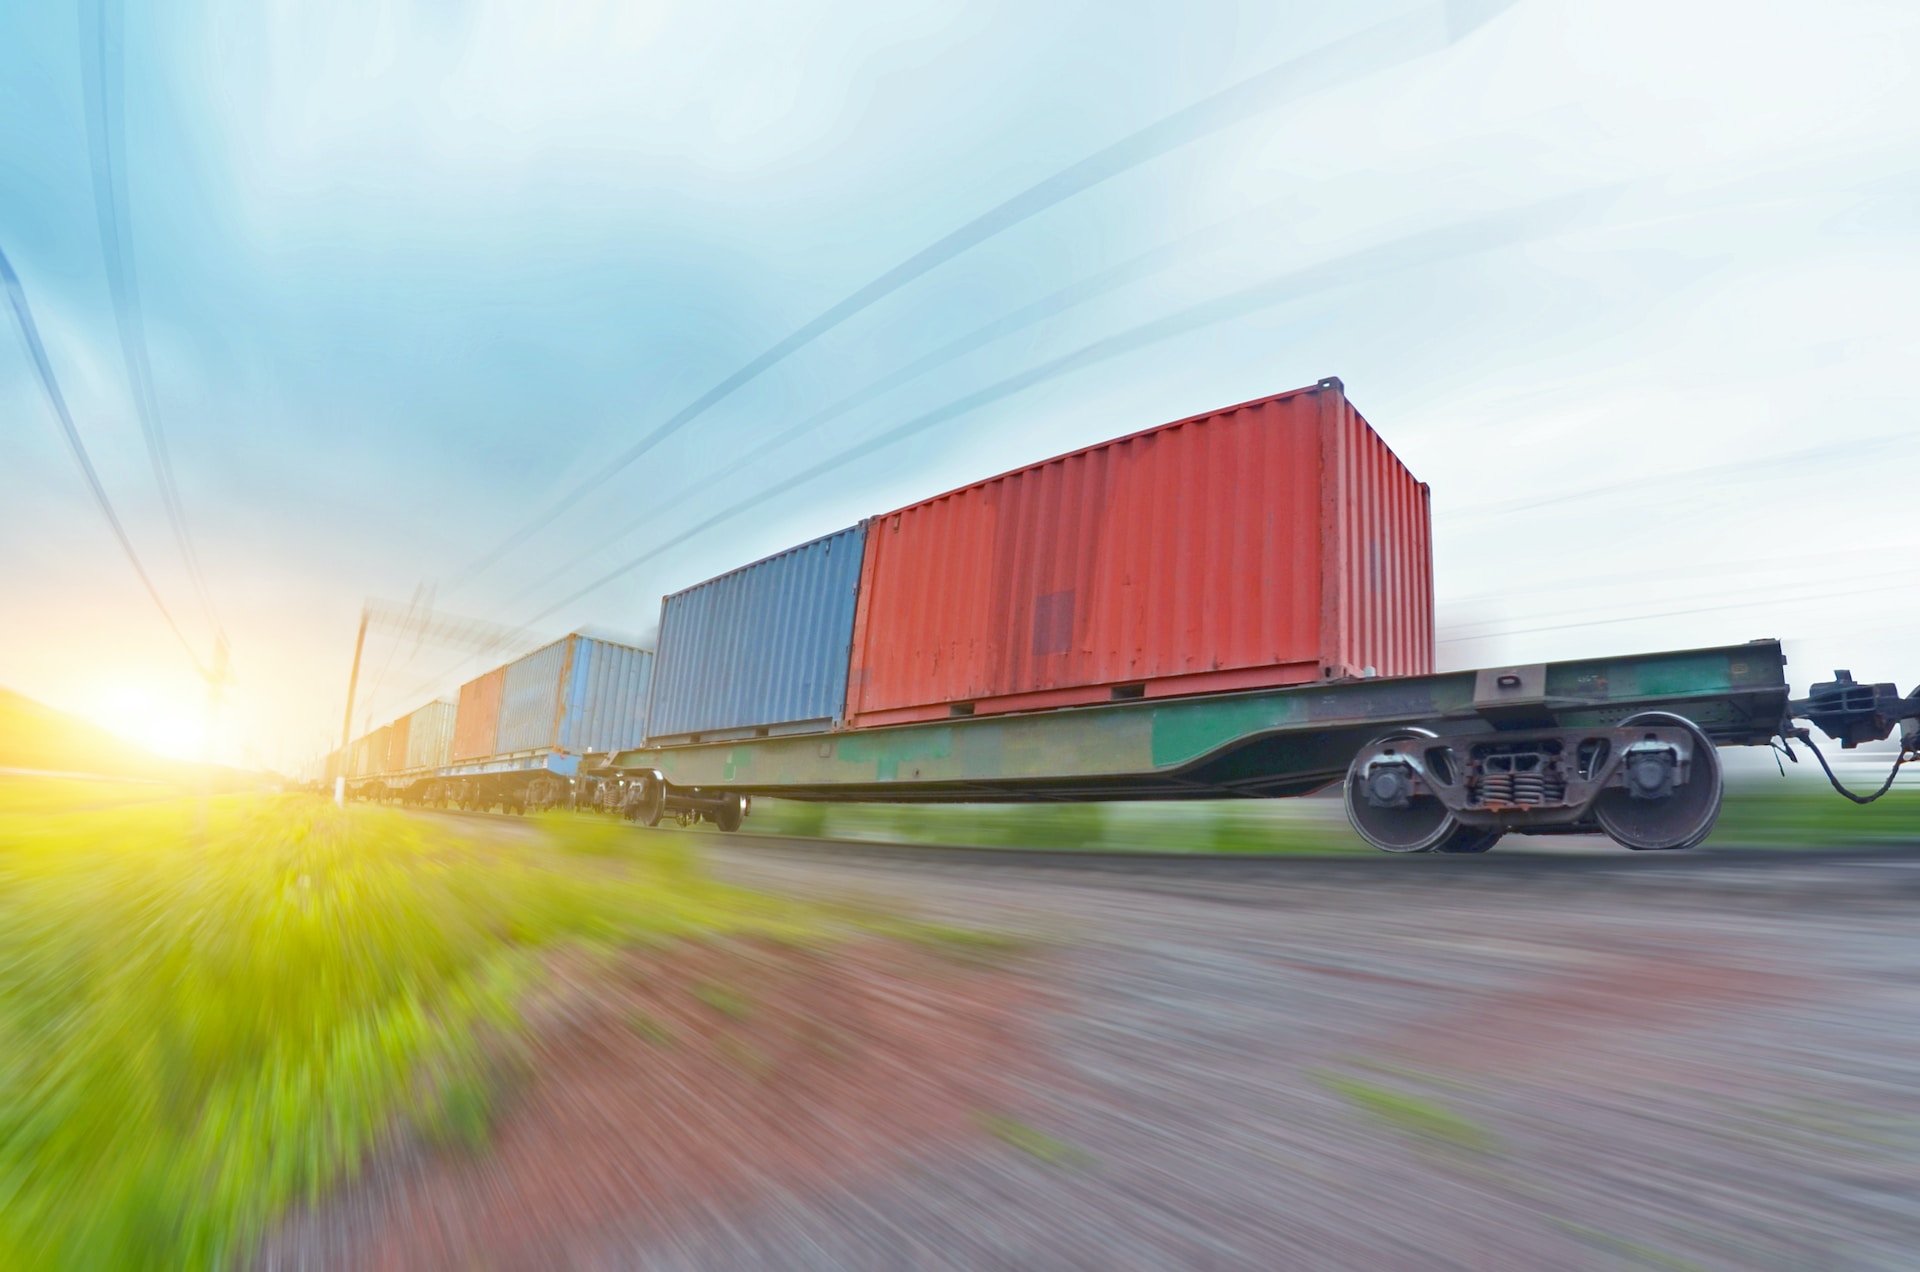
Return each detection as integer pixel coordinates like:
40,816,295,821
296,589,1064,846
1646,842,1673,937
1551,1220,1710,1271
749,774,1920,856
1315,1071,1497,1154
746,796,1369,855
971,1112,1092,1167
625,1011,676,1047
0,778,812,1270
417,1071,501,1152
877,919,1032,963
692,982,754,1020
1707,777,1920,848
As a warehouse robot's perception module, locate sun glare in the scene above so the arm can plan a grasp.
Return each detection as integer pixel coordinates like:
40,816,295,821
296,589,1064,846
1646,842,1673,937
83,685,209,762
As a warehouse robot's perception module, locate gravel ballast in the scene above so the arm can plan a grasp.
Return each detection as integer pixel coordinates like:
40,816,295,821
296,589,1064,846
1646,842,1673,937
266,839,1920,1270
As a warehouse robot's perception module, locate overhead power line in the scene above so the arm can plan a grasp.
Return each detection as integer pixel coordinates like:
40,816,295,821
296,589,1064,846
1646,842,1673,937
1436,578,1920,644
501,123,1891,623
516,186,1605,624
80,0,226,645
450,0,1512,588
363,597,552,662
358,584,437,723
495,198,1290,612
2,244,207,675
349,599,555,733
1442,433,1919,523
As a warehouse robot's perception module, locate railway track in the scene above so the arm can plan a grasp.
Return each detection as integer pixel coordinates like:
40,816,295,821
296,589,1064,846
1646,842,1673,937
715,832,1920,889
414,806,1920,885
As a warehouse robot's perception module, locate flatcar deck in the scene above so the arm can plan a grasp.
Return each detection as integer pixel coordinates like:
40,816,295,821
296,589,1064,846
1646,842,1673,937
606,639,1789,804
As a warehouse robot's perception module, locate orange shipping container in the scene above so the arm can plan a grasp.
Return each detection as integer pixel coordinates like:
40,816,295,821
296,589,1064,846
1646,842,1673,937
385,713,412,772
452,667,506,760
844,378,1432,728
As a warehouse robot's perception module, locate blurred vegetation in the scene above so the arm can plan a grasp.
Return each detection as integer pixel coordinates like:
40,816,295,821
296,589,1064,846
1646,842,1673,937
1707,776,1920,848
749,775,1919,855
971,1111,1093,1167
745,794,1371,855
1315,1071,1496,1154
0,776,810,1271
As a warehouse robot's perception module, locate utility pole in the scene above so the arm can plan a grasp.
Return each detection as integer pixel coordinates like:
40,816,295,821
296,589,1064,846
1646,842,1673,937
329,596,545,806
335,607,368,806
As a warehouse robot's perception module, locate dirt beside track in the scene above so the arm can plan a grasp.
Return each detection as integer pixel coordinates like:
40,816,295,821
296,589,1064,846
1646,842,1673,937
262,839,1920,1270
257,934,1049,1271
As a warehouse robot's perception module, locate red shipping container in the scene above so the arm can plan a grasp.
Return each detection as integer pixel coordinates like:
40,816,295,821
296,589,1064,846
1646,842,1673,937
844,378,1432,728
385,713,412,772
452,667,506,760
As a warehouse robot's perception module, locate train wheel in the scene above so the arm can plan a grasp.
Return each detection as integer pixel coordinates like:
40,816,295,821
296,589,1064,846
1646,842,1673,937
710,793,745,833
1593,712,1723,850
1434,826,1503,854
630,775,665,827
1344,729,1461,853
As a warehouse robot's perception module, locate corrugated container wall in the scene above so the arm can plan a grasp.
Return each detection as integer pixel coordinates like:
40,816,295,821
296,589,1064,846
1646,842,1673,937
1322,386,1435,684
385,714,411,773
452,667,505,760
406,701,457,771
496,634,655,755
646,524,867,744
357,725,392,776
560,636,654,754
497,639,570,754
844,379,1432,728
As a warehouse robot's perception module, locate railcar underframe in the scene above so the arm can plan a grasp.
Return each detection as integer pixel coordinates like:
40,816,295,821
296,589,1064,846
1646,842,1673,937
604,639,1919,853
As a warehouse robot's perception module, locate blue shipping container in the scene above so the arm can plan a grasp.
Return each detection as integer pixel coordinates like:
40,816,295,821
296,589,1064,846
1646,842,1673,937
495,634,655,755
562,636,655,753
646,523,867,743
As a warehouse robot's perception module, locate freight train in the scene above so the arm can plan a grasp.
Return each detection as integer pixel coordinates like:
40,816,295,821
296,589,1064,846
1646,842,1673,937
338,379,1918,849
331,633,657,814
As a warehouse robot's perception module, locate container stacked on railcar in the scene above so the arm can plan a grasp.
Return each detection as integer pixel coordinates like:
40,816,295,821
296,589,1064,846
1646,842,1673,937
452,667,505,761
405,701,456,771
843,378,1431,727
645,524,867,745
495,634,655,755
636,377,1432,746
338,633,654,811
384,714,411,774
355,726,391,778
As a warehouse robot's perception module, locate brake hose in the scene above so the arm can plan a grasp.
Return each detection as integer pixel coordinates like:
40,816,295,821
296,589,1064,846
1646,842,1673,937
1791,729,1917,805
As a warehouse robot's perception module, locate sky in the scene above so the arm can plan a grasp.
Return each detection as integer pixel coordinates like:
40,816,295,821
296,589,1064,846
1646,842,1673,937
2,0,1917,774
